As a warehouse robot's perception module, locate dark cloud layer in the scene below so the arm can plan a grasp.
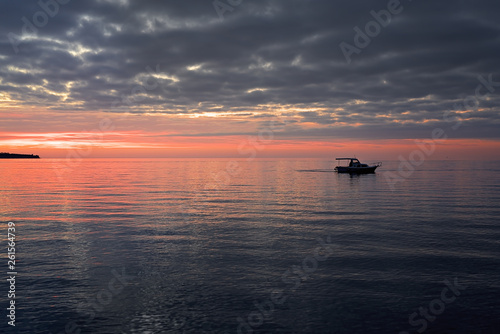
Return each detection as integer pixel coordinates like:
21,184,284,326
1,0,499,139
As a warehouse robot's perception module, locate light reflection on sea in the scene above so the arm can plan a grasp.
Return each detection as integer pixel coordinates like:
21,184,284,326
0,159,499,333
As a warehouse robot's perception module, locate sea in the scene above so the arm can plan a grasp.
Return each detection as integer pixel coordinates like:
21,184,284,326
1,158,499,334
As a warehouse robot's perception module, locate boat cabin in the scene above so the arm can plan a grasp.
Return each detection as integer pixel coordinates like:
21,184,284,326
336,158,368,168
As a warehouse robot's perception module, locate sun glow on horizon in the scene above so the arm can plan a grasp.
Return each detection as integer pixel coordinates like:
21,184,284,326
1,129,499,160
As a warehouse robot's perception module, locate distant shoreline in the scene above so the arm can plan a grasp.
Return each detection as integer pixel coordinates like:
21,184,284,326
0,153,40,159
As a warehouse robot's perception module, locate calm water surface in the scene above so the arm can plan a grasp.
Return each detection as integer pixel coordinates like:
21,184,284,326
1,159,499,333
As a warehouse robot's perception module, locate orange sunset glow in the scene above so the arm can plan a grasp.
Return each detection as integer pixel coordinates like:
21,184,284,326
2,130,500,160
1,1,499,160
2,107,499,159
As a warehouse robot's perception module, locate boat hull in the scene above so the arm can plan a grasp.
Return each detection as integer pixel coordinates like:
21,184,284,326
334,165,379,174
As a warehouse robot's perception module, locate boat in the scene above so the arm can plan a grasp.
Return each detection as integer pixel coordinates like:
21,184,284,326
0,152,40,159
334,158,381,174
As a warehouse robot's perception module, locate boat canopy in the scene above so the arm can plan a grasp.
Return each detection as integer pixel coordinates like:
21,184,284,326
336,158,358,160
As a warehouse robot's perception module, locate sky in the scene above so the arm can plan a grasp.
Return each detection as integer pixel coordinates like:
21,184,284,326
1,0,499,159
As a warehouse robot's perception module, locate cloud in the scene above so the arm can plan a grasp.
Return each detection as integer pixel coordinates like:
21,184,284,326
1,0,499,140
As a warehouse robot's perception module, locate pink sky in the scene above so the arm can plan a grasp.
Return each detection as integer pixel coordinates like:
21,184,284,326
2,107,499,160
